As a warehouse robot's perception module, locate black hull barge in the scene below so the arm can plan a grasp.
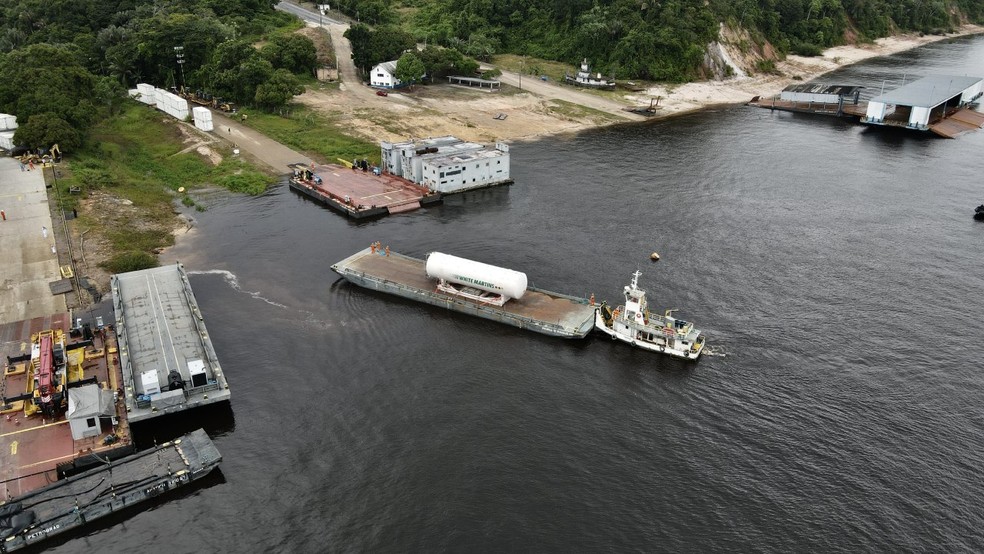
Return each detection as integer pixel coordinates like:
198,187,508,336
331,248,596,338
0,429,220,552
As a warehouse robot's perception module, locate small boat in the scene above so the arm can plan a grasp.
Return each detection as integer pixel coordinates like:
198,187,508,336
595,271,705,360
975,204,984,221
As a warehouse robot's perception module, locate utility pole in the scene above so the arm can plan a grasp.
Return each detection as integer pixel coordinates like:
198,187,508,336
174,46,185,90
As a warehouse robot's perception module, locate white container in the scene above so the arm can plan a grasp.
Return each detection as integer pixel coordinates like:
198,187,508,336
0,114,17,130
426,252,528,301
0,130,15,150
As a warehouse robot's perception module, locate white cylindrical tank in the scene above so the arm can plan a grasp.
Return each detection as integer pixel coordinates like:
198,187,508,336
426,252,527,301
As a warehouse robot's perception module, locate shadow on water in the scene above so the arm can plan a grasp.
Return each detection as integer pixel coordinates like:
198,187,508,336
17,469,227,554
129,403,236,450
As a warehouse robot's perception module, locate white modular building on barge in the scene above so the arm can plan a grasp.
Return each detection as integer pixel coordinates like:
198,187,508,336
380,135,512,193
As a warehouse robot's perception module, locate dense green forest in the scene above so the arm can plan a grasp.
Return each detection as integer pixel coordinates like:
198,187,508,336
0,0,313,149
2,0,984,149
334,0,984,81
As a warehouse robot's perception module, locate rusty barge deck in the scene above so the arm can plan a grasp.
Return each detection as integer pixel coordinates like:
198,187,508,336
331,248,596,338
1,314,134,499
289,163,441,219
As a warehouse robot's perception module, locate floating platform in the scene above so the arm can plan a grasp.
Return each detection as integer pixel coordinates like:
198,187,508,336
0,428,220,552
289,163,441,219
331,248,596,338
1,314,134,499
111,264,230,424
746,96,867,117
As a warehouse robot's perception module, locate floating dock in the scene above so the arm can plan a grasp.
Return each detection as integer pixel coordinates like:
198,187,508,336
748,76,984,137
289,163,441,218
0,428,220,552
331,248,596,338
1,314,134,499
111,263,230,424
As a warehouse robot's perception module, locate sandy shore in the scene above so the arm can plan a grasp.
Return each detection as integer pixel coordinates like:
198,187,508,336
299,24,983,145
641,25,984,117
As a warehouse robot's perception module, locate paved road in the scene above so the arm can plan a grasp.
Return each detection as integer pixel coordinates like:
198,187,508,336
0,159,67,324
276,1,344,25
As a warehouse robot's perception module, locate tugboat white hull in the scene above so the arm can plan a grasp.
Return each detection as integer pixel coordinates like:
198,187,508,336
593,270,706,361
594,310,703,360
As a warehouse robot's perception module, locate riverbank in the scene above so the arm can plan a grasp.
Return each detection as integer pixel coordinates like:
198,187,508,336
296,24,984,145
641,24,984,116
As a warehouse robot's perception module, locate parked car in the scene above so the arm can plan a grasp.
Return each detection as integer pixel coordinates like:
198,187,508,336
376,90,388,97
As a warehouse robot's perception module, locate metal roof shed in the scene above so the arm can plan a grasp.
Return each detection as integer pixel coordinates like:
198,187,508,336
864,75,984,129
67,384,115,440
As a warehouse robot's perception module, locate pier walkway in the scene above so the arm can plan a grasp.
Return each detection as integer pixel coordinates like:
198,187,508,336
0,159,67,324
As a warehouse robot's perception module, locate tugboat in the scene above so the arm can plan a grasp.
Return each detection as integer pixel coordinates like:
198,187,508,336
974,204,984,221
564,59,616,90
595,271,705,360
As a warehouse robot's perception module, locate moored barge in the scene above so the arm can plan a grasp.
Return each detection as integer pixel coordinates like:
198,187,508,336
0,428,220,552
331,248,596,338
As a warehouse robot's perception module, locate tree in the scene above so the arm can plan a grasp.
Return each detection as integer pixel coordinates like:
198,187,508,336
344,23,373,73
254,68,304,109
395,52,425,90
262,34,317,75
14,112,82,151
0,44,96,130
367,26,415,69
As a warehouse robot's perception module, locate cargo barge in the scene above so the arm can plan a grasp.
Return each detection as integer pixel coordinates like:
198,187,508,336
1,314,135,498
0,428,220,552
331,248,596,338
289,163,441,219
111,263,231,424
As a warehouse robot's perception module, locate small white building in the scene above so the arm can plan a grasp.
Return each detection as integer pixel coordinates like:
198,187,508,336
370,61,401,88
67,384,115,441
380,136,512,193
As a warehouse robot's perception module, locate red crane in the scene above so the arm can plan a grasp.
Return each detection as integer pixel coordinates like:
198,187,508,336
35,334,57,414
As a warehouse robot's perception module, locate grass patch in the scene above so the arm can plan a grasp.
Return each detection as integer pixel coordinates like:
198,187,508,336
61,103,275,202
546,99,622,124
101,251,160,273
106,228,174,252
245,104,378,164
491,54,573,83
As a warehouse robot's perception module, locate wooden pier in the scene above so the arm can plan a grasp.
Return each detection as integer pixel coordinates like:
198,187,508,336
747,96,867,117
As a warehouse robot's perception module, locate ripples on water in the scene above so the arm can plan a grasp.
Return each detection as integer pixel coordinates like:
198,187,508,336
57,36,984,552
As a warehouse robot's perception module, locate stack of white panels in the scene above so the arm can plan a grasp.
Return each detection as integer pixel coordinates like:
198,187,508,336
153,88,190,121
0,113,17,130
135,83,157,105
0,131,15,151
192,107,214,132
0,113,17,150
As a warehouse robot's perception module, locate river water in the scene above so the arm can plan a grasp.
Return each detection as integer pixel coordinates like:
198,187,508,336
53,35,984,552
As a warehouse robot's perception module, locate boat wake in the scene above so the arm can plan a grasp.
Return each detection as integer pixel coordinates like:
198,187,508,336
702,345,727,357
187,270,288,309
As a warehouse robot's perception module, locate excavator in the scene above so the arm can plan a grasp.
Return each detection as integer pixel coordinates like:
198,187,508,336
16,144,61,165
176,87,237,113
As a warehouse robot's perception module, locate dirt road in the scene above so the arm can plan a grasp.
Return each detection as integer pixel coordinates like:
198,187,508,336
495,70,645,122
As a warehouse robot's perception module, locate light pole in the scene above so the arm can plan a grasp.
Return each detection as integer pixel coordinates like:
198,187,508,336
174,46,185,90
